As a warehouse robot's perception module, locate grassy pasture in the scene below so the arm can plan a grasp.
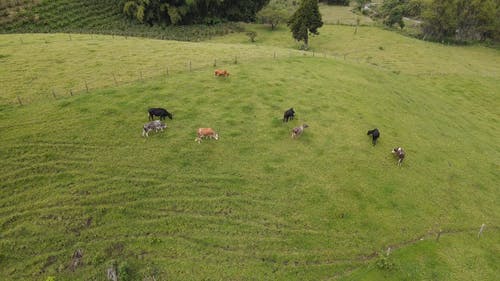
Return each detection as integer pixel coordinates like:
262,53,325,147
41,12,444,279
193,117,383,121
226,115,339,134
211,25,500,77
0,33,499,280
0,33,304,105
318,3,373,26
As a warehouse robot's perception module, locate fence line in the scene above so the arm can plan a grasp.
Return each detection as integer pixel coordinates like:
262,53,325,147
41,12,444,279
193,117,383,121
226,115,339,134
10,32,416,106
12,48,336,106
10,39,398,107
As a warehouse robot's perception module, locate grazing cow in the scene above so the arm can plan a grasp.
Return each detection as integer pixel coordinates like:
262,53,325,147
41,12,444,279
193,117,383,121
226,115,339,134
195,128,219,143
391,147,405,166
283,108,295,122
214,69,230,77
148,108,173,121
367,128,380,145
292,124,309,139
142,120,167,137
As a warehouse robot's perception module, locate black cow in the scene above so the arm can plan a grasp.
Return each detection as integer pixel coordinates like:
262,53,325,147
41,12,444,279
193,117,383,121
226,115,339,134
391,147,405,166
367,128,380,145
283,108,295,122
148,108,172,121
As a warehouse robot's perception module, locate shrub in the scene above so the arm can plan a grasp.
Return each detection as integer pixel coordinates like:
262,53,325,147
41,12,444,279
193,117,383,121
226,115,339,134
118,261,131,281
375,252,395,271
246,31,257,42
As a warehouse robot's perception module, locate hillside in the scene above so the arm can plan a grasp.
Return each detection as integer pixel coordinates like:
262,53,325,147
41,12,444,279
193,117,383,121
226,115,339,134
0,0,242,40
1,25,499,280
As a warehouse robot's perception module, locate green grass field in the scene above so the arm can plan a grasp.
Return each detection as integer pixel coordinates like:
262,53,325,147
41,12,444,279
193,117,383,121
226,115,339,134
1,20,499,281
319,3,373,26
0,33,305,105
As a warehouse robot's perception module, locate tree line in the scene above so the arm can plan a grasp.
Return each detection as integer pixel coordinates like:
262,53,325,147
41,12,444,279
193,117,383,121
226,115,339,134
121,0,499,43
121,0,270,25
371,0,499,42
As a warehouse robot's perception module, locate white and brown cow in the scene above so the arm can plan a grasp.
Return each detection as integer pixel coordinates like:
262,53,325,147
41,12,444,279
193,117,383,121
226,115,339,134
195,128,219,143
292,124,309,139
391,147,405,166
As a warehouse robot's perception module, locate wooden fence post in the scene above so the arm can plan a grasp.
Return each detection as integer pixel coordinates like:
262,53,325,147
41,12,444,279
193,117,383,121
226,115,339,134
189,61,192,72
85,81,89,93
436,230,442,242
214,59,217,67
478,224,485,239
17,95,23,105
70,89,73,96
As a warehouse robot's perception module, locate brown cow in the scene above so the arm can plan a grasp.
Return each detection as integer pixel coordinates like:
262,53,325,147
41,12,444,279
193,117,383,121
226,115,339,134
214,69,229,77
195,128,219,143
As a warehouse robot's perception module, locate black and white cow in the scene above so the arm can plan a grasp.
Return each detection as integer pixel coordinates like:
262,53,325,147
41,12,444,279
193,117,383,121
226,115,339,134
391,147,405,166
283,108,295,122
148,108,173,121
142,120,167,137
367,128,380,145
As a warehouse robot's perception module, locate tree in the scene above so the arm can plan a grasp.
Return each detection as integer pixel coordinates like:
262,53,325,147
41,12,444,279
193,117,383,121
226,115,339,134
257,2,291,30
287,0,323,49
420,0,498,42
380,0,406,29
454,0,498,41
404,0,423,17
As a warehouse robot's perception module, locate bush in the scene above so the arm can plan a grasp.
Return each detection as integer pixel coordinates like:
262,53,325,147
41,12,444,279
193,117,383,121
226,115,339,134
118,261,131,281
375,252,395,271
246,31,257,42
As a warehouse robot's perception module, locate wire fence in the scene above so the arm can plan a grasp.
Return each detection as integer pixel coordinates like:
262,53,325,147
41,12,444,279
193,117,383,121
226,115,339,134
8,36,357,107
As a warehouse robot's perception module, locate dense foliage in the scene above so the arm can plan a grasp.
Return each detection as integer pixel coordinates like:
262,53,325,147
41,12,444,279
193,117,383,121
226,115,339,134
257,1,293,30
379,0,407,29
421,0,500,42
319,0,350,6
375,0,499,42
0,0,243,41
122,0,270,25
287,0,323,49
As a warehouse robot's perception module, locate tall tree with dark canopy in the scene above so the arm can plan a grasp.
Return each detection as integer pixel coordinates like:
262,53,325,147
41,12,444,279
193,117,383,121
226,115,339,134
287,0,323,49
